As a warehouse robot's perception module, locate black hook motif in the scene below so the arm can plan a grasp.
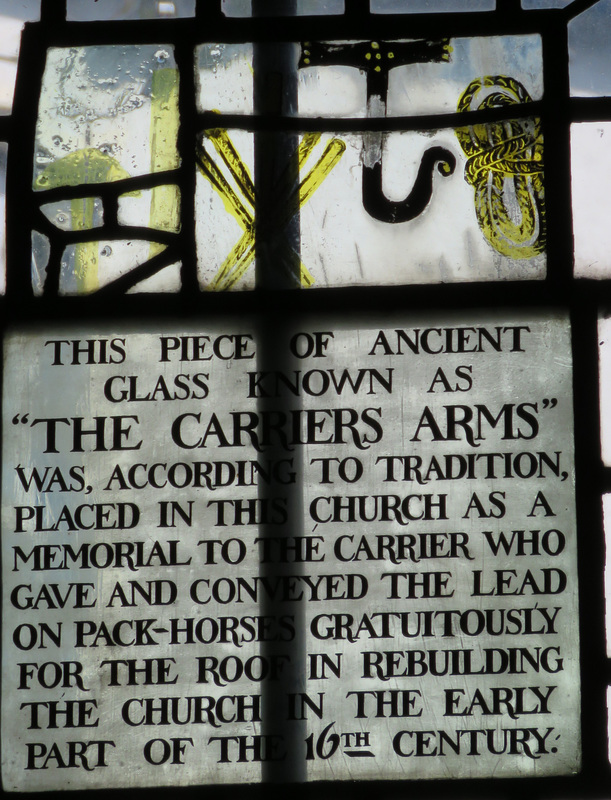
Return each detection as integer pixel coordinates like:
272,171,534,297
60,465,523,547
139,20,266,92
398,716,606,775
362,145,456,224
299,39,455,224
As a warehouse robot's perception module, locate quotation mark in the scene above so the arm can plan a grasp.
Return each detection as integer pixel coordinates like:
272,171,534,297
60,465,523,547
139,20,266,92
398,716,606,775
542,398,557,409
12,414,30,425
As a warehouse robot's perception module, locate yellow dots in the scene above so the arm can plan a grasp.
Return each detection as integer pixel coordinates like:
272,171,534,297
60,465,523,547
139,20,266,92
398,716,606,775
365,52,372,60
371,41,379,49
303,49,310,56
375,65,381,72
304,58,310,64
388,51,395,59
376,52,381,60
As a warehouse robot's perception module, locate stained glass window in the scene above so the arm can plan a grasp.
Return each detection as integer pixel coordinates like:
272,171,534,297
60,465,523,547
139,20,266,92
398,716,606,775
2,1,611,797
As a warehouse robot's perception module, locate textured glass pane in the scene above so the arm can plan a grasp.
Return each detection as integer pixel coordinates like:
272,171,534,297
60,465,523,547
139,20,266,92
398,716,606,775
32,233,180,294
599,317,611,464
196,44,254,114
196,122,546,290
67,0,195,20
570,0,611,96
571,123,611,278
221,0,250,13
35,46,179,189
59,241,172,295
32,234,178,296
0,0,41,114
118,186,181,232
31,230,50,296
32,46,181,294
372,0,495,11
126,260,181,291
40,198,104,231
522,0,572,7
221,0,344,15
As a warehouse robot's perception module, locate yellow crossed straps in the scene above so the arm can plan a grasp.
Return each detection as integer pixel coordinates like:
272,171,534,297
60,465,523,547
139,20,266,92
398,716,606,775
196,129,345,290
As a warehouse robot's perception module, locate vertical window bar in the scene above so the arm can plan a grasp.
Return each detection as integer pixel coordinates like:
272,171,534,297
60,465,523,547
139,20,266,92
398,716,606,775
196,0,224,22
6,20,49,299
345,0,370,20
542,9,573,288
40,0,66,25
253,0,307,784
174,25,198,294
574,303,608,777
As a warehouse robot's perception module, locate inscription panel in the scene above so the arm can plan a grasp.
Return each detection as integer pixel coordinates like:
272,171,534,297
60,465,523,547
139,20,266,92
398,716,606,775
1,311,579,789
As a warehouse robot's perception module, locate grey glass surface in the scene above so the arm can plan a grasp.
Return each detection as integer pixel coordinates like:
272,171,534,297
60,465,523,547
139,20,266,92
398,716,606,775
222,0,344,15
522,0,573,8
570,0,611,96
371,0,495,12
0,0,39,19
0,1,40,114
0,142,5,293
67,0,196,20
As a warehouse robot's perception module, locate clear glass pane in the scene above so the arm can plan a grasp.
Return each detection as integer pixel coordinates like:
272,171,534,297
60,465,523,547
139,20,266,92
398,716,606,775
389,35,542,115
221,0,344,15
0,0,41,114
599,317,611,464
67,0,195,20
522,0,572,7
196,122,546,290
196,44,254,115
372,0,495,12
570,0,611,96
0,142,6,293
603,495,611,655
571,122,611,278
221,0,250,13
118,186,181,232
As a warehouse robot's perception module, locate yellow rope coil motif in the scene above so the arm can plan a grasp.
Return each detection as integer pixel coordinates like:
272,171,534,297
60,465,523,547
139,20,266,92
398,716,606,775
456,75,545,259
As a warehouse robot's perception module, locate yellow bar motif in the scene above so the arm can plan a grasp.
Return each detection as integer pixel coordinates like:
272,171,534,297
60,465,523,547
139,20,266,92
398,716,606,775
198,128,345,290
